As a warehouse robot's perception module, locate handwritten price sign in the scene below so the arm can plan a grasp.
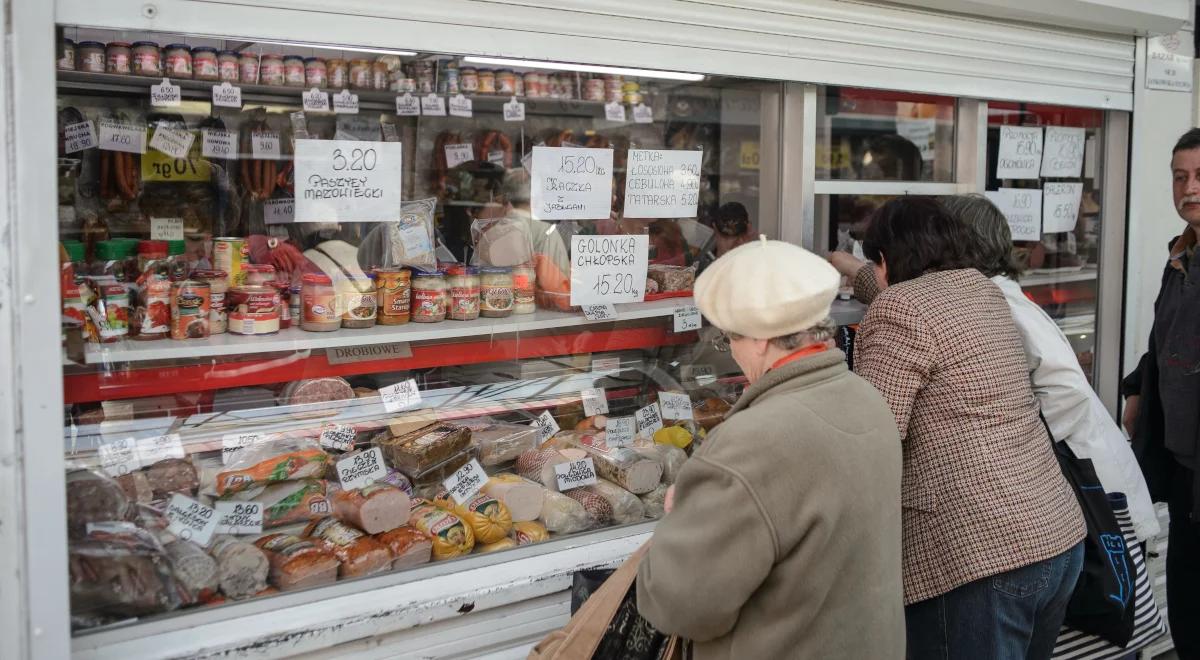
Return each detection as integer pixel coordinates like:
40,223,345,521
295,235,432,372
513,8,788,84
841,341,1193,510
570,234,649,306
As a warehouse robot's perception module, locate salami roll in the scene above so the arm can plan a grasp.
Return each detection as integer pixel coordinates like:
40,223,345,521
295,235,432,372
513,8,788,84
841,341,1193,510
255,534,339,591
563,487,613,526
164,539,219,604
304,517,392,578
375,526,433,569
209,536,269,600
332,483,411,534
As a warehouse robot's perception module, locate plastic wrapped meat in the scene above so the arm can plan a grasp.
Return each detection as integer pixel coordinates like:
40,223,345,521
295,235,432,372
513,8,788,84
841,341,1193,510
222,479,331,529
215,439,331,495
471,423,539,467
332,483,411,534
375,526,433,569
164,539,219,604
540,490,595,534
68,523,182,619
482,474,544,523
278,377,354,407
303,517,392,578
66,470,131,539
209,536,269,600
377,423,472,477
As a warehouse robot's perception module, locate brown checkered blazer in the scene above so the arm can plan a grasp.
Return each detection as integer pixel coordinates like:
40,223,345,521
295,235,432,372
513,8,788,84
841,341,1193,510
853,268,1085,604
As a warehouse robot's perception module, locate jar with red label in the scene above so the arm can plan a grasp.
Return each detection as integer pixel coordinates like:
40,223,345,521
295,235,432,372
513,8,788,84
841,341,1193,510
446,264,480,321
191,269,228,333
134,275,172,340
171,279,211,339
217,50,239,83
227,285,280,335
283,56,305,87
326,59,347,89
511,264,536,315
192,47,220,81
304,57,327,88
480,267,514,318
259,54,285,86
375,268,411,325
132,41,162,77
301,273,340,332
136,240,169,278
239,52,260,84
348,59,371,90
410,268,447,323
243,263,276,286
76,41,106,73
105,42,132,75
164,44,193,78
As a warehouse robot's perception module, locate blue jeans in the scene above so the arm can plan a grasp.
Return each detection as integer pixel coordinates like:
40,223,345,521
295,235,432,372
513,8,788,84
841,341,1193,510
905,541,1085,660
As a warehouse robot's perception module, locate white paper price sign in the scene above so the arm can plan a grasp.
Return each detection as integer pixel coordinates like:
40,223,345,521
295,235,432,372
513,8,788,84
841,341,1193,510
202,128,238,159
985,188,1043,242
570,234,649,305
673,305,701,332
581,388,609,417
606,416,636,447
996,126,1043,180
444,143,474,168
211,82,242,108
1147,33,1194,92
604,102,626,122
380,378,421,413
623,149,702,218
150,217,185,241
421,94,447,116
165,494,218,546
582,304,618,321
149,123,195,160
1042,182,1083,233
98,118,147,154
659,392,694,420
395,93,420,116
1040,127,1085,178
97,437,141,477
302,88,330,112
264,198,295,225
555,458,598,491
504,97,526,122
215,501,263,535
531,146,615,221
64,121,97,154
448,94,473,118
150,78,182,107
295,139,403,223
636,402,664,435
221,432,263,465
632,104,653,124
333,90,360,114
137,433,185,464
336,447,388,490
443,458,488,505
319,423,357,452
251,132,281,160
532,410,561,443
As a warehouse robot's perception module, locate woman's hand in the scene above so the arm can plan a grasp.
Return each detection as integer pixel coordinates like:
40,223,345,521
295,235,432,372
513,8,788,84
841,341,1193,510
664,485,676,514
828,251,866,279
1123,395,1140,437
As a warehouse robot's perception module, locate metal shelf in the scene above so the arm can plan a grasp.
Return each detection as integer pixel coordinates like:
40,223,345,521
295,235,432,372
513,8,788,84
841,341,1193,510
1020,267,1098,288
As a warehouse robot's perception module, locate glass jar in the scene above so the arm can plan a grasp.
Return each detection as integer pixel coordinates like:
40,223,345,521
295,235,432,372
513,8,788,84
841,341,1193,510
372,60,389,90
584,78,605,102
496,70,517,95
523,72,540,98
479,266,514,318
166,240,188,281
446,264,480,321
477,69,496,94
459,67,479,94
410,269,447,323
136,240,169,278
289,284,301,321
304,57,326,88
348,59,371,90
259,54,285,86
238,52,260,84
191,269,229,334
163,43,192,78
132,41,162,77
192,47,220,81
217,50,239,82
58,38,76,71
283,55,305,87
301,273,340,332
275,282,292,329
511,264,536,315
76,41,106,73
375,268,411,325
326,59,347,89
339,274,377,329
242,263,276,286
105,42,132,75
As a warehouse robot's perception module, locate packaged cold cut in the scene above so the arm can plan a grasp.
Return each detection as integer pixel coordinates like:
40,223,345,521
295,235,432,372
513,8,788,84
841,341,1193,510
376,423,472,476
116,471,154,505
633,444,687,485
278,377,354,407
551,432,662,495
304,517,392,578
379,468,414,496
332,483,411,534
255,533,340,591
646,264,695,292
510,521,549,545
215,439,331,495
209,536,269,600
476,538,518,554
146,458,200,499
563,486,615,526
540,489,595,534
471,423,539,467
434,491,512,545
164,539,219,604
591,479,646,525
407,499,474,560
408,446,478,500
66,470,131,538
481,473,544,522
640,483,670,519
375,526,433,569
384,197,437,271
693,397,731,431
515,447,586,491
223,479,331,529
68,523,182,619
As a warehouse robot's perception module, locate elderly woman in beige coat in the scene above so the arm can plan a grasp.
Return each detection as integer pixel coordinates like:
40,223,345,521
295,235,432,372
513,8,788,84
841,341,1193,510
636,237,905,660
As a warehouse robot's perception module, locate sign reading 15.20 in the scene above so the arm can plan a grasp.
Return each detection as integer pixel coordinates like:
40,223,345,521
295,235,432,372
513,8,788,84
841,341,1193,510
332,147,378,171
558,155,606,175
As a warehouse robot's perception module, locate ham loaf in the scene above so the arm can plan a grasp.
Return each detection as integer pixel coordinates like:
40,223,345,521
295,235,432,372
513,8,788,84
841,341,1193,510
209,536,269,600
481,474,544,522
255,534,339,591
304,517,392,578
332,483,411,534
376,526,433,569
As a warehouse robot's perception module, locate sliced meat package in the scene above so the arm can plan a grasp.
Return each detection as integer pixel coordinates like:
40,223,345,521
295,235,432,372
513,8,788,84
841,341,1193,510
223,479,331,529
68,523,182,619
481,474,544,523
254,533,340,591
215,439,331,495
376,423,472,476
303,517,392,578
375,526,433,569
164,539,219,604
407,499,475,560
66,470,131,539
542,489,597,534
434,492,513,545
209,536,269,600
332,483,411,534
145,458,200,499
470,423,539,467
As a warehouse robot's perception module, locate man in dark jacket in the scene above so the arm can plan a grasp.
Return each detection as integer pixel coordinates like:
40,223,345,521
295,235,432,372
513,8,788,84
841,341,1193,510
1123,127,1200,660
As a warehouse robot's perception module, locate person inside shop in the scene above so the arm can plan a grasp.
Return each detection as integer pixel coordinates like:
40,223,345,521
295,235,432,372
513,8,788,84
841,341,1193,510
1122,127,1200,660
860,134,924,181
695,201,753,273
636,237,905,659
848,197,1085,658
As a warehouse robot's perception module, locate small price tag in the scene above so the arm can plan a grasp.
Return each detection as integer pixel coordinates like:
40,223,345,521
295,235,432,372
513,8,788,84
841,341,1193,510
532,410,560,443
221,432,263,465
442,458,488,505
448,94,473,118
636,402,664,435
137,432,185,463
444,143,474,168
336,447,388,490
682,363,717,386
581,388,609,417
555,458,598,491
319,423,356,452
632,103,653,124
593,356,621,375
264,198,295,225
487,150,505,165
421,94,447,116
582,304,618,321
97,437,141,477
380,379,421,413
251,132,281,160
149,123,195,159
202,128,238,160
395,93,421,116
503,97,526,122
98,118,147,154
659,392,694,420
673,305,701,332
150,217,185,241
605,102,626,122
150,78,182,107
164,494,218,546
606,416,636,447
64,121,97,153
211,82,242,108
302,88,330,112
215,501,263,535
333,89,360,114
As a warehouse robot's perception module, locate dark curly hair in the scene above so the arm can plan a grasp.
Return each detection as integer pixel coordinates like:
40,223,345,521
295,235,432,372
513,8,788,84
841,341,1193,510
862,197,978,285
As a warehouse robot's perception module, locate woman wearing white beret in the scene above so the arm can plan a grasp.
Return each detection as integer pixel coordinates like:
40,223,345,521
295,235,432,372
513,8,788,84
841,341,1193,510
636,236,906,659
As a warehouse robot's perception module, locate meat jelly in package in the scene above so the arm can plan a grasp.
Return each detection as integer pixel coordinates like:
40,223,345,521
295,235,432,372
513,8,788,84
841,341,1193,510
69,522,184,622
215,437,331,496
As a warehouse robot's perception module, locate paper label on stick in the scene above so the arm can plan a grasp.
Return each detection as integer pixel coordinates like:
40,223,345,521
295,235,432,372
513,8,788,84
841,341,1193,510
97,437,142,477
214,501,263,535
444,143,474,168
150,217,184,241
532,410,560,443
336,447,388,490
302,88,330,112
504,97,526,122
1040,127,1085,178
1042,182,1083,233
606,416,636,447
448,94,472,118
64,121,97,153
202,128,238,160
137,432,185,464
443,459,488,505
319,423,356,452
570,234,649,305
380,378,421,413
581,388,609,417
149,123,195,160
294,139,403,223
264,198,295,225
623,149,702,219
395,93,421,116
98,118,147,154
555,458,598,491
996,126,1043,180
165,494,218,546
593,356,621,374
333,90,360,114
251,132,281,160
659,392,694,420
211,82,243,108
150,78,182,107
530,146,615,222
421,94,447,116
605,102,626,122
582,304,618,321
985,188,1043,241
636,402,664,435
632,103,653,124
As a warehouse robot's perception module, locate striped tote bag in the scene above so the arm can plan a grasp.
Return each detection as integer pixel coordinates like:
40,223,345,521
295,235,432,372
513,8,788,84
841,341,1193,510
1053,493,1167,660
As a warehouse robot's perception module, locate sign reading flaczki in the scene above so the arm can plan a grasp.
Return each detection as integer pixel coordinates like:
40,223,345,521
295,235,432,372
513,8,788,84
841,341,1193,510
294,139,403,223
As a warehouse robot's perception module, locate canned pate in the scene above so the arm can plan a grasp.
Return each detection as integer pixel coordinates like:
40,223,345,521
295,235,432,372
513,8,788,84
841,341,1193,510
135,276,172,340
213,238,248,286
101,284,130,340
227,285,280,335
192,270,228,334
171,280,212,340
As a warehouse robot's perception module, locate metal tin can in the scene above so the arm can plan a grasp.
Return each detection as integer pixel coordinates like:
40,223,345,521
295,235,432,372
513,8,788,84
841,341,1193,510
212,238,248,287
375,268,411,325
440,67,460,95
260,54,285,86
132,41,162,77
326,59,347,88
217,50,240,83
171,280,212,340
304,57,327,88
134,276,172,340
242,263,276,286
227,285,280,335
105,42,132,75
191,270,229,334
239,53,260,84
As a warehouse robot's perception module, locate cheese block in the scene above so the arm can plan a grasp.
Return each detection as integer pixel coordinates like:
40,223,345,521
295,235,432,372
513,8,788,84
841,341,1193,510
407,499,474,560
590,479,646,525
481,474,544,522
375,526,433,569
539,490,593,534
511,521,549,545
331,483,411,534
435,492,513,545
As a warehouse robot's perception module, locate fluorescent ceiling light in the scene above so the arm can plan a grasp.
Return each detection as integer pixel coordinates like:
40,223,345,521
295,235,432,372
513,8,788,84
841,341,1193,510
249,38,415,57
463,56,703,81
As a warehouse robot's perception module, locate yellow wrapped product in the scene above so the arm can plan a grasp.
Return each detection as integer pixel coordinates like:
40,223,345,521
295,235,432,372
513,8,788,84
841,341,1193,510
476,538,518,554
407,499,474,560
510,521,549,545
653,425,692,450
435,492,513,545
